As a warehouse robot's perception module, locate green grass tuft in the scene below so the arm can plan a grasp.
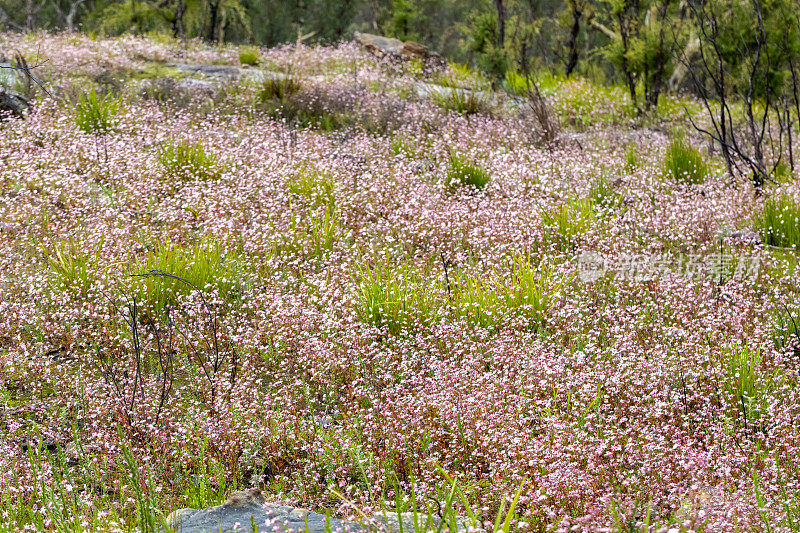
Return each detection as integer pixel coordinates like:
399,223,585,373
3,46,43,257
664,135,708,184
454,254,568,332
238,46,260,66
259,76,302,102
133,238,245,313
74,89,121,134
541,197,596,251
431,83,490,115
287,168,335,208
445,154,491,191
45,235,105,297
502,70,532,96
720,342,782,429
356,264,440,335
157,139,222,182
588,173,619,208
758,194,800,248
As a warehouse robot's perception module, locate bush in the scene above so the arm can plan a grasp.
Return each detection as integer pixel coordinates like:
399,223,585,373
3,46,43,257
445,154,491,191
74,90,121,134
517,86,561,146
758,194,800,248
664,135,708,184
239,47,260,66
157,139,222,182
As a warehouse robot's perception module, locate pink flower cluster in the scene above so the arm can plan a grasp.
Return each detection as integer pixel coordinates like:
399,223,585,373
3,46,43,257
0,32,795,532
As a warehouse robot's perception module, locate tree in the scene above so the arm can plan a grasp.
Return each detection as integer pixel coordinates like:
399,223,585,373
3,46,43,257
592,0,681,111
679,0,798,187
51,0,89,31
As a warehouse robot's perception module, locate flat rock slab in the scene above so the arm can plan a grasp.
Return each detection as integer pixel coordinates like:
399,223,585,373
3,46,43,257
165,490,482,533
166,489,369,533
171,63,244,79
166,503,367,532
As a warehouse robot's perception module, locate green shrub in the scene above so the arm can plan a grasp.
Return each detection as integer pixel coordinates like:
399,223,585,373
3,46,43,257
773,160,794,183
238,47,260,66
403,57,426,79
664,135,708,184
157,140,222,182
433,62,489,90
74,90,121,134
445,154,491,191
758,194,800,248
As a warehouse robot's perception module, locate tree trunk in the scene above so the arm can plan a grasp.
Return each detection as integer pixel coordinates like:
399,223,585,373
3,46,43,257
173,0,186,39
565,0,581,76
617,14,637,108
65,0,86,31
208,0,220,42
25,0,44,32
493,0,505,49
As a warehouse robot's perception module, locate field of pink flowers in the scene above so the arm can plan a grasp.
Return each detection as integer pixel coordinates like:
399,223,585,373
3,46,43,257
1,32,800,532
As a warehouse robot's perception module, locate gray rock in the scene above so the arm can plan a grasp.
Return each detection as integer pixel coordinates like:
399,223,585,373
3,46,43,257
164,490,484,533
0,62,17,86
730,230,761,246
171,63,244,80
164,489,370,533
353,32,404,58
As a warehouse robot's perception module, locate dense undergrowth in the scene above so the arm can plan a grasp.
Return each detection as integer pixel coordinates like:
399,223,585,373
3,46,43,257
0,31,800,532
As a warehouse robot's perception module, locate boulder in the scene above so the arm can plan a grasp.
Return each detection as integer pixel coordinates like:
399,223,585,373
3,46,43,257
354,32,404,58
354,32,445,66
